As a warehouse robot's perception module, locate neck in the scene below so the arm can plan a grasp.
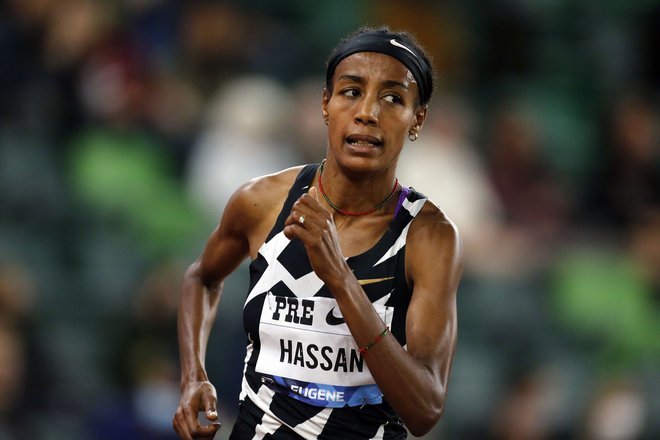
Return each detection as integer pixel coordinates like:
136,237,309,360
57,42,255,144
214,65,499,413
317,159,399,216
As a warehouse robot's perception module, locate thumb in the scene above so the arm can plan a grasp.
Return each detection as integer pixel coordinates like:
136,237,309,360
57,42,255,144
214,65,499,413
308,186,319,200
204,396,218,420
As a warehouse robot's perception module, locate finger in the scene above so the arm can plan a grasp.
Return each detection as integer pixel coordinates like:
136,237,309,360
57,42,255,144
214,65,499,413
193,421,221,438
283,210,319,241
308,186,320,201
174,410,193,440
175,423,193,440
284,210,304,231
283,214,327,245
295,190,325,213
204,395,218,421
283,221,305,241
182,402,205,435
304,186,333,216
183,407,221,438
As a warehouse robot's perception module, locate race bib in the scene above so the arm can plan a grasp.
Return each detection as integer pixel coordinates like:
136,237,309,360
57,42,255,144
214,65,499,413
255,293,394,407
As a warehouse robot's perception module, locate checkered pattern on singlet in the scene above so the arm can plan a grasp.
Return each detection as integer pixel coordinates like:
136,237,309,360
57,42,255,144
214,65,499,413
229,164,427,440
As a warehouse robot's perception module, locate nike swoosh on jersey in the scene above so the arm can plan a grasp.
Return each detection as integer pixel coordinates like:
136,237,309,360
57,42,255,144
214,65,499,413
325,307,345,325
357,276,395,286
325,278,395,325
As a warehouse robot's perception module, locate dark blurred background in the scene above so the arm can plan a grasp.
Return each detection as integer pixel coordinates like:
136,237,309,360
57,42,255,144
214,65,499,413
0,0,658,439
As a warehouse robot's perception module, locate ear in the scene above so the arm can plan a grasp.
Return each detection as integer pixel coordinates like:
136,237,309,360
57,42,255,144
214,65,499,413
322,87,331,125
411,104,428,133
322,86,330,111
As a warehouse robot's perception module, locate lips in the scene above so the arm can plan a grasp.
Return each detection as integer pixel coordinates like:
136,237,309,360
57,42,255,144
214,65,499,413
346,134,383,147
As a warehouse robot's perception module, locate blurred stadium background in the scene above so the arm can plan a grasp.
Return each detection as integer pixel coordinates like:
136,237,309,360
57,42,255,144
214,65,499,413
0,0,658,439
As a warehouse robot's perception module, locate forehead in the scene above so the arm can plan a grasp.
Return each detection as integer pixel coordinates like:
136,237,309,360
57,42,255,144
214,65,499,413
332,52,416,86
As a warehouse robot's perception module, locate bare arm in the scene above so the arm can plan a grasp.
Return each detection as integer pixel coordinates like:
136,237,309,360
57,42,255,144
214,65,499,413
173,169,299,440
173,200,250,439
374,204,462,434
177,216,250,391
283,188,463,436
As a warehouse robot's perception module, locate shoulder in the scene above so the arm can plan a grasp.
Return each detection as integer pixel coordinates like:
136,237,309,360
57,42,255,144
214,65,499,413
406,199,463,282
219,166,308,256
225,165,306,221
410,199,461,249
196,165,308,275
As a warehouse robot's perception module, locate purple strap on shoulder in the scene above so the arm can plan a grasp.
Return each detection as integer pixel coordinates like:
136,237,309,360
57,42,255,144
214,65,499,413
394,186,410,217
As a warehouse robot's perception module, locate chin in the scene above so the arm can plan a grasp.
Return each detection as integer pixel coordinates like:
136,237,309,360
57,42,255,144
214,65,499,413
338,155,397,176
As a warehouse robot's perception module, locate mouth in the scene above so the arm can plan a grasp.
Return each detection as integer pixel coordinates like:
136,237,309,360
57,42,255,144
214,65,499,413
345,134,383,148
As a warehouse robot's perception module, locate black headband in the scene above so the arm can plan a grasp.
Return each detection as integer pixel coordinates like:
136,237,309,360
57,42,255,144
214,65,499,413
326,32,431,105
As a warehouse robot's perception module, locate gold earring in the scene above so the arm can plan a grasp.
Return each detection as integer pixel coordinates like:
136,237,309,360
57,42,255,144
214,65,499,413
408,132,418,142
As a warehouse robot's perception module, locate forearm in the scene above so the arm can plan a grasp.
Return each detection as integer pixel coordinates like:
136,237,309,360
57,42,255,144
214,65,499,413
328,271,450,435
365,318,451,435
177,265,222,387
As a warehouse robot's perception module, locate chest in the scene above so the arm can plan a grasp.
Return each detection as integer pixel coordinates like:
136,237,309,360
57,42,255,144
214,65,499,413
335,213,394,258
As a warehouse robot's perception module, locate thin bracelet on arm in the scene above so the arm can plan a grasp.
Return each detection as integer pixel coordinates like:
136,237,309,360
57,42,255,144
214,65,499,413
358,327,390,354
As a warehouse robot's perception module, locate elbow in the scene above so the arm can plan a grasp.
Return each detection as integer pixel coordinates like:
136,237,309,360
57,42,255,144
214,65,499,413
184,262,223,294
405,404,444,437
403,388,447,437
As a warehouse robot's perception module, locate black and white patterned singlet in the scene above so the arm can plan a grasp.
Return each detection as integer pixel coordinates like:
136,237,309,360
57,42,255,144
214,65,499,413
229,163,428,440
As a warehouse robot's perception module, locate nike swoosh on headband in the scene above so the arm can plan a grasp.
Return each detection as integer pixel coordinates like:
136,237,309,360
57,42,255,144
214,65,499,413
390,39,417,58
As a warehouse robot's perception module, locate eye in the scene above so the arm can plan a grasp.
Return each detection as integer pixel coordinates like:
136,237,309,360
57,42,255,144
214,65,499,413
340,88,360,98
383,94,403,104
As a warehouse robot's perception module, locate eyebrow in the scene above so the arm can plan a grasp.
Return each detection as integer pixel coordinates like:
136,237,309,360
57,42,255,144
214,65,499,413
336,74,410,90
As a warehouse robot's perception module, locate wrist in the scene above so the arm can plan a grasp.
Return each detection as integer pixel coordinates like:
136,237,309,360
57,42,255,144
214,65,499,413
323,262,355,295
180,370,209,390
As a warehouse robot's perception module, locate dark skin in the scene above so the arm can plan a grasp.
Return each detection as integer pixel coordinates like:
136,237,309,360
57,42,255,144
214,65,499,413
173,52,463,439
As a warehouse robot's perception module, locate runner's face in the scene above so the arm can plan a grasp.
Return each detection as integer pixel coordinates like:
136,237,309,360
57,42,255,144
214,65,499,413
323,52,425,173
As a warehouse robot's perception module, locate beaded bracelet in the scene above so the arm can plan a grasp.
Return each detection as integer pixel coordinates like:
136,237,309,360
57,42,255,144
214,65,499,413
358,327,390,354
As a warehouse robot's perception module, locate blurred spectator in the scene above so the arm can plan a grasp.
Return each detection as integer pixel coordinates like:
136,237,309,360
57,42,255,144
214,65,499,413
585,92,660,231
179,1,251,95
77,35,203,174
290,77,328,164
35,0,114,143
40,0,112,71
486,99,571,240
489,368,565,440
0,261,37,438
482,98,572,274
371,0,469,85
628,208,660,296
0,261,36,327
0,324,28,439
87,259,184,440
580,379,647,440
186,75,302,219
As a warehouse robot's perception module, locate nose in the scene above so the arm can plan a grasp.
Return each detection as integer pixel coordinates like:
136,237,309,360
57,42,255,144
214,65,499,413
354,94,379,126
